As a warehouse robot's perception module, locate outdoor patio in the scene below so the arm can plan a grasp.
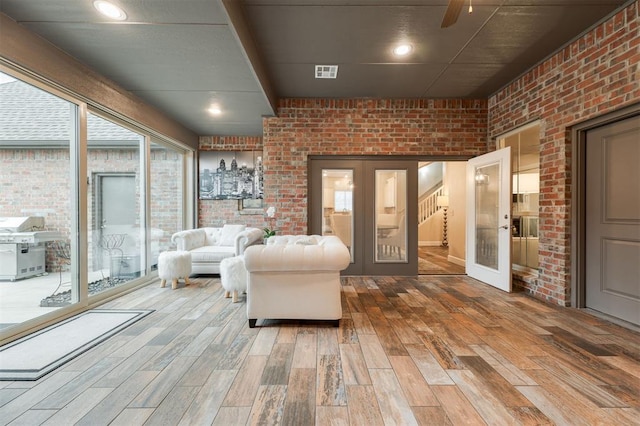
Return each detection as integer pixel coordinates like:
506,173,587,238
0,269,133,329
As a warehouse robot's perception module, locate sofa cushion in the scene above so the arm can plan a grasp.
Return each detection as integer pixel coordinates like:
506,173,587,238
267,235,322,245
189,245,235,263
219,224,246,246
294,236,319,245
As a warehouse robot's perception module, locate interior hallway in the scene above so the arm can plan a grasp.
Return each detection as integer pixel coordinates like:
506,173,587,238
418,246,465,275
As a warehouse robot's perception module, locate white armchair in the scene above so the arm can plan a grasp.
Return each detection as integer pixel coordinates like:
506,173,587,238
171,224,262,274
243,235,350,328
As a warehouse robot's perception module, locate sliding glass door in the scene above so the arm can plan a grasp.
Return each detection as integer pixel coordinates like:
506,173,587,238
0,67,193,344
309,158,417,275
0,71,80,328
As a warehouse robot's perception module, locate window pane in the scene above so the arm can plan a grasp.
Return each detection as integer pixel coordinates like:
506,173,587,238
474,164,499,270
322,170,353,261
499,124,540,270
87,112,144,294
0,72,74,326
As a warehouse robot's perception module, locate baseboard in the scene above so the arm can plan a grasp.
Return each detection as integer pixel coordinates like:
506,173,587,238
418,241,442,247
448,255,465,267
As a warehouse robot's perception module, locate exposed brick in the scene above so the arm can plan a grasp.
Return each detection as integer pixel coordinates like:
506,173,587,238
488,2,639,305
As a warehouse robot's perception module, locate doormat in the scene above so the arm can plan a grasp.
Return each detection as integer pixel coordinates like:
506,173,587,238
0,309,153,381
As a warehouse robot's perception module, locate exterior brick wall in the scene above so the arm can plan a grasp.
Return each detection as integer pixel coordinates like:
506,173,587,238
488,2,640,305
0,147,182,272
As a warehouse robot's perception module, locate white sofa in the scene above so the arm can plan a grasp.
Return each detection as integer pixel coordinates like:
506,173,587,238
170,224,263,275
243,235,351,328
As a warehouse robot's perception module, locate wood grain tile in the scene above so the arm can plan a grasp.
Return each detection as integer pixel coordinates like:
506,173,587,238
316,354,346,406
411,406,452,426
358,334,392,369
223,355,268,407
178,370,236,425
388,356,439,406
247,385,287,426
404,344,455,385
211,406,251,426
339,343,371,385
345,385,384,426
261,343,294,386
447,369,522,424
75,370,158,425
282,368,315,426
431,385,486,425
291,333,317,369
3,275,638,426
458,355,533,407
369,369,418,425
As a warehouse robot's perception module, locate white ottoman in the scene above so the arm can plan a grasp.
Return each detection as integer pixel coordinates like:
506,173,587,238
158,251,192,290
220,255,247,302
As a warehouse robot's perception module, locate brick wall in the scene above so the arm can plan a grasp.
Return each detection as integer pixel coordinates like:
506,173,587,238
488,2,640,305
263,99,488,235
198,101,488,234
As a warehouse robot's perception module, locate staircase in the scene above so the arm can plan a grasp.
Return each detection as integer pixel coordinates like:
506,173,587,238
418,185,444,226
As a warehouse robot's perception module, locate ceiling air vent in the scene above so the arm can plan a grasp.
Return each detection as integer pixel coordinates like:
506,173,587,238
315,65,338,79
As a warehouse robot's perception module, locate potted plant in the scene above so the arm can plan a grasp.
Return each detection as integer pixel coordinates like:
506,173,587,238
264,206,277,241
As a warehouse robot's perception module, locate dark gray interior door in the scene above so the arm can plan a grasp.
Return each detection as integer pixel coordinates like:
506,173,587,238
585,114,640,326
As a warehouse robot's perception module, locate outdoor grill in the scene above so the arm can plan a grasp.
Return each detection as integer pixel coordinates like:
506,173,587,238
0,216,64,281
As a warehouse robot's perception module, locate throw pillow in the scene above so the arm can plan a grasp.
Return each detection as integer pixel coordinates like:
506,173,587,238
219,224,246,246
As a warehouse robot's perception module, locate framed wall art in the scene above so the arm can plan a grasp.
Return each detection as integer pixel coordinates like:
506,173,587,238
199,151,264,200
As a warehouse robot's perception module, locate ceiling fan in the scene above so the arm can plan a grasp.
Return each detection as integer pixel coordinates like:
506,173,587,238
441,0,472,28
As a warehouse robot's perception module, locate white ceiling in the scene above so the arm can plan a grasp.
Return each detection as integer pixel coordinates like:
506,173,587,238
0,0,630,136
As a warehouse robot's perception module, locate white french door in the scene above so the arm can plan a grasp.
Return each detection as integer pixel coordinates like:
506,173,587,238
466,147,512,291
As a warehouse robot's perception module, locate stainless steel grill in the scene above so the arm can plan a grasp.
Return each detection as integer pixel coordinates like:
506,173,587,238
0,216,64,281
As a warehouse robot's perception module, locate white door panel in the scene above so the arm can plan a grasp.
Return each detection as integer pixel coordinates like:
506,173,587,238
466,147,512,292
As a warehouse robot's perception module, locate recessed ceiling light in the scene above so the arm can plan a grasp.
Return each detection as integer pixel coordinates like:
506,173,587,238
208,105,222,116
93,1,127,21
393,44,413,57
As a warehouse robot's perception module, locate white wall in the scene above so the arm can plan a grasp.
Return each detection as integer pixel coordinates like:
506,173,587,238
444,162,466,265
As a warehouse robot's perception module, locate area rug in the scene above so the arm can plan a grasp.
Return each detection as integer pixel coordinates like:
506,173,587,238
0,309,152,381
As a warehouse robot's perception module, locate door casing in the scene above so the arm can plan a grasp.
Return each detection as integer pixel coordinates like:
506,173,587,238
571,103,640,321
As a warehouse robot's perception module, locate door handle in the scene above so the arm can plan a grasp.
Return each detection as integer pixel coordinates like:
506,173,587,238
499,225,509,230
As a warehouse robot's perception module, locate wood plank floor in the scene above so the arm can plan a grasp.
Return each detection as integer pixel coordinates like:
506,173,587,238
1,275,639,425
418,246,465,275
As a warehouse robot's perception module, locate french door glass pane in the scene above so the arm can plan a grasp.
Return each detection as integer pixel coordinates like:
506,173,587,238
474,164,500,269
375,170,407,262
499,124,540,270
322,169,353,261
0,72,74,325
87,112,144,294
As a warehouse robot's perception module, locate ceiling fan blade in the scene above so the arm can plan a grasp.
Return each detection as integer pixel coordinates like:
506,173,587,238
441,0,465,28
